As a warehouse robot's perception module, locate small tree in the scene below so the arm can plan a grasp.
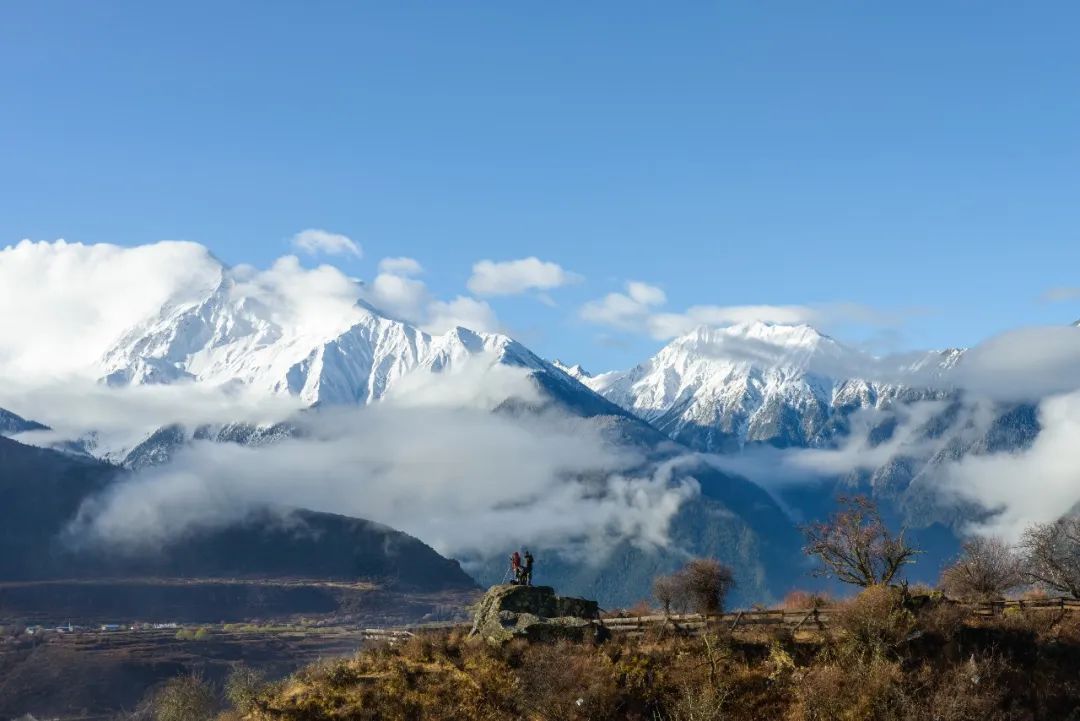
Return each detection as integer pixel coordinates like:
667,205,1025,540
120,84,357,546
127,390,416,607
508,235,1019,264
653,573,685,616
681,559,735,616
147,673,216,721
803,495,919,587
940,537,1026,601
1021,517,1080,599
224,666,267,715
653,559,735,617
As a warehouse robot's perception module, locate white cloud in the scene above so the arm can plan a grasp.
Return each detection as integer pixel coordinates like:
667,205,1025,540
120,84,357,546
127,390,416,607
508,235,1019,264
378,256,424,276
626,281,666,306
646,304,820,339
467,257,581,296
230,255,368,339
426,296,500,335
0,240,504,386
580,281,667,332
950,326,1080,400
290,228,361,257
0,239,223,379
940,390,1080,541
3,377,304,458
366,271,431,324
580,281,904,341
364,256,500,334
65,366,697,561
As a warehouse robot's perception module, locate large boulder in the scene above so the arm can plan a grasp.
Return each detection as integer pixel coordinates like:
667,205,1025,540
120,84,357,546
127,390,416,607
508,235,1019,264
469,584,603,644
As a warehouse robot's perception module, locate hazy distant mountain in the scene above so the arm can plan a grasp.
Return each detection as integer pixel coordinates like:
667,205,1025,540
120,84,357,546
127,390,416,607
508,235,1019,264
0,407,47,435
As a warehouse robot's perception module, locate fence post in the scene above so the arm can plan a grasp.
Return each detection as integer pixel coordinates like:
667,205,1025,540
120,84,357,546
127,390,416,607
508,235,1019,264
793,609,814,631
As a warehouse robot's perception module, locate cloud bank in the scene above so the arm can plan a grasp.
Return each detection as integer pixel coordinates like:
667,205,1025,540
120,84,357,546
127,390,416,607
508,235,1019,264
68,365,699,560
0,239,223,380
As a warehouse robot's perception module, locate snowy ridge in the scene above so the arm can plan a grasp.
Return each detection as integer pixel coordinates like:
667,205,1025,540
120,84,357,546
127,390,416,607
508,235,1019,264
98,270,552,407
551,359,591,381
582,322,963,451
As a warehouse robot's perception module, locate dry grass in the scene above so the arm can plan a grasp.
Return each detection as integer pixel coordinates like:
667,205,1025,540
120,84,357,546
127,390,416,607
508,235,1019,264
129,589,1080,721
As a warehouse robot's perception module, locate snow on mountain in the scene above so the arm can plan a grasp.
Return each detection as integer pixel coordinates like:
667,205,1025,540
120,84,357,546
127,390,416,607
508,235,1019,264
97,270,566,409
581,322,961,452
551,359,592,381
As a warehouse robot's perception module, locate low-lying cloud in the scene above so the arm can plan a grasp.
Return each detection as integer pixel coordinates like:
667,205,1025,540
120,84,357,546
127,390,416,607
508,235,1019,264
64,363,699,562
939,390,1080,541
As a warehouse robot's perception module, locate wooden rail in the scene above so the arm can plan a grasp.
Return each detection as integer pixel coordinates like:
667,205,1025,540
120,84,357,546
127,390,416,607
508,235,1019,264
360,628,414,643
372,597,1080,641
600,608,831,636
598,598,1080,636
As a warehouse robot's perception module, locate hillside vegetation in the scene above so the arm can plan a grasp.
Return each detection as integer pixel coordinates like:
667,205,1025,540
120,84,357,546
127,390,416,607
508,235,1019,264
133,586,1080,721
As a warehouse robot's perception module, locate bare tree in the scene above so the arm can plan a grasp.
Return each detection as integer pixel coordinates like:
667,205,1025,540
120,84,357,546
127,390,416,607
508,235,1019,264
1021,517,1080,599
939,537,1026,601
653,573,685,616
802,495,919,587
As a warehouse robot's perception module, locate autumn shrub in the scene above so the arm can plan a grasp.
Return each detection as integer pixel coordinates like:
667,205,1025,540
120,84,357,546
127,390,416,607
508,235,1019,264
146,673,216,721
664,685,731,721
225,603,1080,721
224,666,267,715
778,589,830,610
789,656,905,721
516,640,622,720
832,584,916,658
906,654,1014,721
915,599,972,640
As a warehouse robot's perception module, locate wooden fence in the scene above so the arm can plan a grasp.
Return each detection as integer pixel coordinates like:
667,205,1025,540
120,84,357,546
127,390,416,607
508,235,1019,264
377,597,1080,641
598,598,1080,637
600,608,831,637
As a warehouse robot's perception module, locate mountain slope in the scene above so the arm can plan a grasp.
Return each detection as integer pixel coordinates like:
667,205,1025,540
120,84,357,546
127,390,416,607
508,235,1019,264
22,268,811,607
0,435,475,591
0,407,47,435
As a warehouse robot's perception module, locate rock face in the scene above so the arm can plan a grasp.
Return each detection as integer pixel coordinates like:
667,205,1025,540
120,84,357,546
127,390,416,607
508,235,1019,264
469,584,602,644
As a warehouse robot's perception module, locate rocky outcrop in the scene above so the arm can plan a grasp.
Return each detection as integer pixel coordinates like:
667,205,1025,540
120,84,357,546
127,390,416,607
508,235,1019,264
469,584,603,644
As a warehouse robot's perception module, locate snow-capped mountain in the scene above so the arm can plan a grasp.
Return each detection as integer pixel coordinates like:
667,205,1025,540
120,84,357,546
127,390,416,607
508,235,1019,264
581,322,961,452
98,269,590,411
551,359,591,382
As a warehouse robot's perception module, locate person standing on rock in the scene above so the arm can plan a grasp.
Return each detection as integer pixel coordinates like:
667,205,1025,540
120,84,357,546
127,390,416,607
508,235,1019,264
510,550,522,584
523,549,534,586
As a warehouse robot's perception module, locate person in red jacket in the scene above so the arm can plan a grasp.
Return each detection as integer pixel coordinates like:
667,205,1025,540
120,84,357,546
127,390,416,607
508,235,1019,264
510,550,522,584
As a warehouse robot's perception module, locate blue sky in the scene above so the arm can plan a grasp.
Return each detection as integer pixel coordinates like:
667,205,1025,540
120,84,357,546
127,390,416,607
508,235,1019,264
3,2,1080,371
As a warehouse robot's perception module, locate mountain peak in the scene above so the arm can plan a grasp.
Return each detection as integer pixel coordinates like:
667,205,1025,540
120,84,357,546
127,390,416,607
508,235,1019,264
663,322,843,369
551,359,591,380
